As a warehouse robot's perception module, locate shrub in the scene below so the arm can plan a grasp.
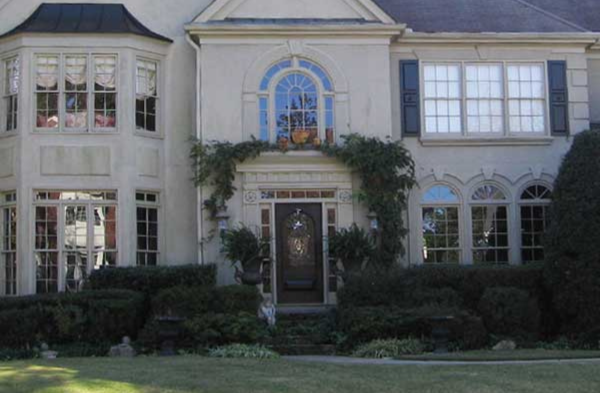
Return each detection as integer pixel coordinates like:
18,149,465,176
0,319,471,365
212,285,262,314
0,290,144,349
86,265,216,297
184,312,267,346
222,226,269,272
329,224,376,273
208,344,279,359
544,129,600,338
478,287,540,339
353,338,424,358
151,286,212,318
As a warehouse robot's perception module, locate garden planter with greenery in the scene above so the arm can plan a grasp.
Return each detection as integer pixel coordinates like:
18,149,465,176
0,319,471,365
222,226,270,286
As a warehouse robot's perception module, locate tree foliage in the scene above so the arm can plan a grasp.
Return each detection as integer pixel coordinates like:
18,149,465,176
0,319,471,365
544,129,600,337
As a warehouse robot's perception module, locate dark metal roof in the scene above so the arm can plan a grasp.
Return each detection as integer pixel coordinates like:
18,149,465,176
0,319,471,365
373,0,589,33
0,3,172,42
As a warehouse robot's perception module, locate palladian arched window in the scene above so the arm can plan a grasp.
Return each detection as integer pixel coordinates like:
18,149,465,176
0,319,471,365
470,184,509,264
258,59,334,146
421,185,461,264
519,184,552,263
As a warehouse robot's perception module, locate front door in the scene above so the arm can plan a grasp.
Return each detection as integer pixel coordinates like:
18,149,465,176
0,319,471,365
275,203,324,304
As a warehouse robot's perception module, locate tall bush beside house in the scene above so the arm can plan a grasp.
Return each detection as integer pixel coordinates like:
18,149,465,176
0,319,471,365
545,129,600,341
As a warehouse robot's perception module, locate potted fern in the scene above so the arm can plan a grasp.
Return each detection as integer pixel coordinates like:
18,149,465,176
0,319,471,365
222,226,270,286
329,224,376,279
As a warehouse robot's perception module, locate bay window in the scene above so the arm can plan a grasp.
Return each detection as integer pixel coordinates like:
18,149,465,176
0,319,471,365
1,192,17,296
35,54,117,131
3,57,19,132
136,59,158,132
422,62,547,137
34,191,118,293
136,192,159,266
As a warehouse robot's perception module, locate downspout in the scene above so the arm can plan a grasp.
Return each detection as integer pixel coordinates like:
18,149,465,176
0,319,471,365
185,33,205,265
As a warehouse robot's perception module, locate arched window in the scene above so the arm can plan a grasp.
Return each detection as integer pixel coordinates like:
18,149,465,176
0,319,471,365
519,184,552,263
421,185,461,264
470,184,509,264
258,58,334,145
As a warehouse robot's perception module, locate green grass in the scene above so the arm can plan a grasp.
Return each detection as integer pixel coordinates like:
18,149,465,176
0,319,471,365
1,356,600,393
398,349,600,362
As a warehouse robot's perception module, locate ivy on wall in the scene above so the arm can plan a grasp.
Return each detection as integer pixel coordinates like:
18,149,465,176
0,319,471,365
191,134,416,264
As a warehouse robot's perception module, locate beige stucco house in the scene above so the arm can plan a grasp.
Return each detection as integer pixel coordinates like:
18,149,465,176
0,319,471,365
0,0,599,305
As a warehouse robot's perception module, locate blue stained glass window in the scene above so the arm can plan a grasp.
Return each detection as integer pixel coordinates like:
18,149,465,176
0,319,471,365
260,60,292,91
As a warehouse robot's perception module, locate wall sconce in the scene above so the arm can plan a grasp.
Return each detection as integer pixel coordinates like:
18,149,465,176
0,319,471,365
215,207,230,237
367,211,379,232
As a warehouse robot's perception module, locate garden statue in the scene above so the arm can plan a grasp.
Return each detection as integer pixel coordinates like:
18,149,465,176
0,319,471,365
109,336,136,358
259,297,277,327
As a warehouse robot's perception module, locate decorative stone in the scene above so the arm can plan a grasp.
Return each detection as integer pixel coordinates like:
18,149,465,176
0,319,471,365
40,343,58,360
109,336,136,358
493,340,517,351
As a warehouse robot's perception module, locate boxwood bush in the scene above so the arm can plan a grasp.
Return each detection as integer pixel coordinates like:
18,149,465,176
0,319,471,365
0,290,144,349
478,287,540,340
544,129,600,341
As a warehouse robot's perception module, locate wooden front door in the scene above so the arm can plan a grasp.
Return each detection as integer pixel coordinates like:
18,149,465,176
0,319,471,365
275,204,324,304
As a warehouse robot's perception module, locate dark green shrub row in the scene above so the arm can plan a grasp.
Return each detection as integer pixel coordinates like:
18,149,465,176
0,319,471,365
0,290,144,349
478,287,540,340
86,264,217,296
338,265,544,311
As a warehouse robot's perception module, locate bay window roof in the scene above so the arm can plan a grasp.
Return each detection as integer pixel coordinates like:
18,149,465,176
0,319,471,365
0,3,172,42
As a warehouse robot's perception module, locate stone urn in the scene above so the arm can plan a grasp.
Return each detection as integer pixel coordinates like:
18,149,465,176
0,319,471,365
156,315,184,356
241,270,263,286
428,315,455,354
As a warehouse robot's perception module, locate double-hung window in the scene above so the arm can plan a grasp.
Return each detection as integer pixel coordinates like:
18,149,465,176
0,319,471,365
35,54,117,131
34,191,118,293
3,57,19,132
1,192,17,296
136,59,158,133
422,62,547,137
136,192,159,266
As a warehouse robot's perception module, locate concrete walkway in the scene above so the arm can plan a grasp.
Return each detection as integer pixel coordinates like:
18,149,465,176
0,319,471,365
285,355,600,366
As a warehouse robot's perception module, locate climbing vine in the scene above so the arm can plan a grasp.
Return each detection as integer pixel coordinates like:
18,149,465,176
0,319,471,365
191,134,416,264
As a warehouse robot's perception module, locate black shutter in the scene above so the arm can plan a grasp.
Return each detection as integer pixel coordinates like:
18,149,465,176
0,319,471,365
400,60,420,137
548,61,569,136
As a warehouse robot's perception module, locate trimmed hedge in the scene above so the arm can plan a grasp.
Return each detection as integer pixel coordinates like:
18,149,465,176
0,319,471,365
545,129,600,340
86,264,216,296
478,287,540,339
0,290,144,349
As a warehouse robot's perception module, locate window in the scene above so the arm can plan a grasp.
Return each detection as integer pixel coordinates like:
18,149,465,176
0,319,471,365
1,192,17,296
136,59,158,132
3,57,19,132
422,62,547,137
421,185,461,264
423,63,462,134
259,58,335,145
136,192,159,266
35,54,117,131
34,191,118,293
508,64,545,133
471,185,509,264
466,64,504,133
520,184,552,263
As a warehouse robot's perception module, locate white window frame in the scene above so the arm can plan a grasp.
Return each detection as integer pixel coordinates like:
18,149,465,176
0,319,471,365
2,55,19,134
135,57,160,135
0,191,17,296
33,52,119,134
420,185,463,264
258,57,335,145
136,191,160,266
518,183,552,264
33,190,119,293
469,184,511,265
420,61,550,139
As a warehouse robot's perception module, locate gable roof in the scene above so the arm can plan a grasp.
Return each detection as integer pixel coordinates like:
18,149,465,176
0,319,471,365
0,3,172,42
372,0,588,33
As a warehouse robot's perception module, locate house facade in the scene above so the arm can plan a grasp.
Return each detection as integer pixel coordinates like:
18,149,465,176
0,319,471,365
0,0,599,305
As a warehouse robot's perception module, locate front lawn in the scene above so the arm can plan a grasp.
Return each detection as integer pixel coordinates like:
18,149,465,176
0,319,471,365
398,349,600,362
1,356,600,393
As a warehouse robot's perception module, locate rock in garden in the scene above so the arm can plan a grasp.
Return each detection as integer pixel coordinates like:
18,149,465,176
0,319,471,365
492,340,517,351
109,336,136,358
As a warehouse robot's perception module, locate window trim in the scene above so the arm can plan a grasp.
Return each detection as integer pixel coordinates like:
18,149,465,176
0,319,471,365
0,191,18,296
32,190,119,293
517,182,553,264
419,184,463,264
419,60,550,140
1,55,20,135
258,57,335,145
33,52,119,134
135,190,161,266
134,55,162,138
